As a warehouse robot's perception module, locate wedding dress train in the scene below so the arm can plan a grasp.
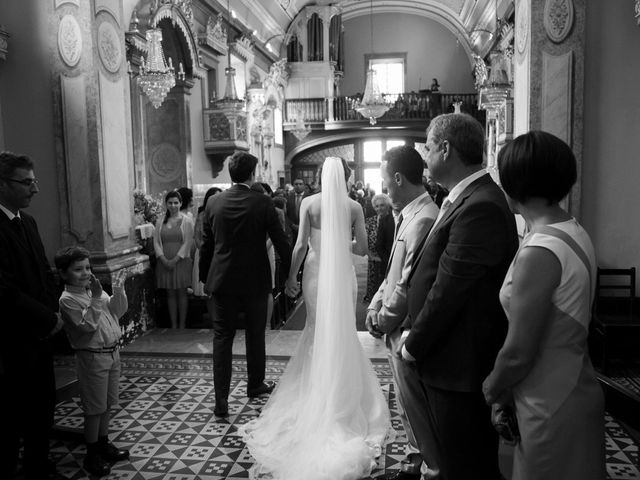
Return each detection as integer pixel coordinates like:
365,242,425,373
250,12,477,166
239,158,391,480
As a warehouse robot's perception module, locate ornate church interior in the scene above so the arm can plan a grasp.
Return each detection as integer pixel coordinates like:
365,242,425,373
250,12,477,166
1,0,640,479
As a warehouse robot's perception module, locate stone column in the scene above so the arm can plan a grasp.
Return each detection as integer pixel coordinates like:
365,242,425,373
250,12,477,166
52,0,153,342
513,0,585,214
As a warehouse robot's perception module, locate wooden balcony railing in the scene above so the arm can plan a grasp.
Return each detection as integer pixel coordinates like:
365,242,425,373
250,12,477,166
284,91,484,128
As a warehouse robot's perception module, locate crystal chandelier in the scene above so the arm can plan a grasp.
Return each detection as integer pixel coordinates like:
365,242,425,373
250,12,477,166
355,0,389,125
138,28,182,109
291,108,311,141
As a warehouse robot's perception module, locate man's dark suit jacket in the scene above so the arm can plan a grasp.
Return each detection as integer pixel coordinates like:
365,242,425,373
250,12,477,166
0,210,59,359
199,184,291,295
375,213,395,268
404,174,518,392
286,191,307,227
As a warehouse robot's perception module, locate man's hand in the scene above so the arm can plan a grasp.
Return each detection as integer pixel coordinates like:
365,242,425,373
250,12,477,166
89,274,103,298
48,313,64,337
285,278,300,297
365,309,384,338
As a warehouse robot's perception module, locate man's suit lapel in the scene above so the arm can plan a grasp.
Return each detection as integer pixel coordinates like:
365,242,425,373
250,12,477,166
386,195,431,271
409,174,492,279
0,210,33,258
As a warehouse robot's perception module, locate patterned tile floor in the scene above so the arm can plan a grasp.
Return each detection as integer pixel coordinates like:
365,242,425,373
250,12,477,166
49,353,640,480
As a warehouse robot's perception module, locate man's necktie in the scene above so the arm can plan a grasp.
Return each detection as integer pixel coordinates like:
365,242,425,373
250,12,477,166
394,213,404,240
431,197,452,232
12,216,27,242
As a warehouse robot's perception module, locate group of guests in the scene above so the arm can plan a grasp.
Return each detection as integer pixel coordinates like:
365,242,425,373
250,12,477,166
364,114,604,480
153,177,317,330
0,109,606,480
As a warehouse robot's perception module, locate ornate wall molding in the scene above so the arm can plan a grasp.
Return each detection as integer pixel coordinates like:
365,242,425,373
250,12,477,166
58,15,82,68
198,14,227,56
0,26,9,61
515,0,529,63
636,0,640,26
544,0,574,43
95,0,121,27
98,21,122,73
55,0,79,8
232,35,255,63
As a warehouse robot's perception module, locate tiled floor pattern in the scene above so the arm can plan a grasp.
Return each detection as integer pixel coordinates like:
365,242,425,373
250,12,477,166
50,354,640,480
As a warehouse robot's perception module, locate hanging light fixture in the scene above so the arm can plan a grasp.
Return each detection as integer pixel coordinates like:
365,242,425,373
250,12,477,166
291,107,311,141
138,28,184,109
217,0,243,105
355,0,388,125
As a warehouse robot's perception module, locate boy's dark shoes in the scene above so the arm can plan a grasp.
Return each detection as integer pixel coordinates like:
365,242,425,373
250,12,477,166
99,439,130,463
83,450,111,477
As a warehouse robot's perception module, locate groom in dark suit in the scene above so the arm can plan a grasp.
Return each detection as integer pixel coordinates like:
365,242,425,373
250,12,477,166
200,151,291,417
400,114,518,480
0,152,64,479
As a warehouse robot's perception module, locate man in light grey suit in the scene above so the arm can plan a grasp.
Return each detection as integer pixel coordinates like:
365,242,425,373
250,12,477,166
365,146,439,480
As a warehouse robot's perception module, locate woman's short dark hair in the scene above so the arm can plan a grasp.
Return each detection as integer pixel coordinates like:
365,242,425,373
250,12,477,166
498,130,577,205
54,245,90,272
163,190,182,224
228,151,258,183
382,145,425,185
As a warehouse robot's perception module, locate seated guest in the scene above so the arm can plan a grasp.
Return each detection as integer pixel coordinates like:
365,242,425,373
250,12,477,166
154,190,194,328
483,131,605,480
363,193,393,303
55,247,130,477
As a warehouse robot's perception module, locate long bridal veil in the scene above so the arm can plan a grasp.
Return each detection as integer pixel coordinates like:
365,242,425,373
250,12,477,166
239,157,391,480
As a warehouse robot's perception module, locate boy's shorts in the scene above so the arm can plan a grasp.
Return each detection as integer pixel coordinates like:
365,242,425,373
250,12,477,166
75,349,121,415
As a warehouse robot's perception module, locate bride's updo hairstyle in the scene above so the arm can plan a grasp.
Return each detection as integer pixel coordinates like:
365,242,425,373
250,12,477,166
317,156,351,189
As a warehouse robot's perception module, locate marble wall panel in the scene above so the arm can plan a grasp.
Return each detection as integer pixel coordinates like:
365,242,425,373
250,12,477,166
541,50,573,144
99,71,131,239
60,74,93,241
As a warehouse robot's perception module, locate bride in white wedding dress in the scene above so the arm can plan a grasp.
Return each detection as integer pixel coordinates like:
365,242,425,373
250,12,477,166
239,157,391,480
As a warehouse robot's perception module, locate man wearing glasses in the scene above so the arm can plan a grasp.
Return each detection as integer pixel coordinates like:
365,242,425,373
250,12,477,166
0,151,64,479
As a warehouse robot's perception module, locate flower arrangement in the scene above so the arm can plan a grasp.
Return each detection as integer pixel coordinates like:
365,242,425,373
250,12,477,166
133,189,165,225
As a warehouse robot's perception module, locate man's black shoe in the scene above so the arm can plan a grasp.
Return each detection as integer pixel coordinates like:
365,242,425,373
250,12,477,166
247,380,276,398
214,399,229,417
384,471,421,480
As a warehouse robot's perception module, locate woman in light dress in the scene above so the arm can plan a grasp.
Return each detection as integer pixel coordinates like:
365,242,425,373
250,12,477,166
239,157,391,480
153,190,194,328
482,131,605,480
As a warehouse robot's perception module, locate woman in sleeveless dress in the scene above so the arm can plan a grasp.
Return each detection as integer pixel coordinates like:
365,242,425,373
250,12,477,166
239,157,391,480
154,190,194,329
482,131,604,480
